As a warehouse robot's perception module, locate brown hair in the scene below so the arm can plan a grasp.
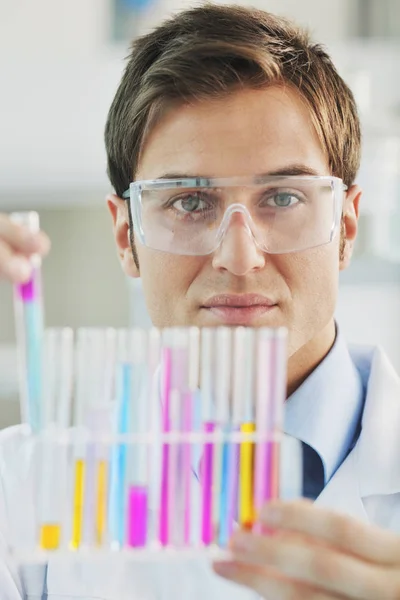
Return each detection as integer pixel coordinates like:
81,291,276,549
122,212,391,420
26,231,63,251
105,3,361,199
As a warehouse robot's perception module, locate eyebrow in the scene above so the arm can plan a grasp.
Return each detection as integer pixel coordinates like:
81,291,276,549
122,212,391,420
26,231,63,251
154,164,323,180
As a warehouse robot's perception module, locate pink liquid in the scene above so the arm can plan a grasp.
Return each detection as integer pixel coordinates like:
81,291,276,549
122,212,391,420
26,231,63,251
159,348,172,546
127,485,148,547
17,271,37,302
201,422,215,545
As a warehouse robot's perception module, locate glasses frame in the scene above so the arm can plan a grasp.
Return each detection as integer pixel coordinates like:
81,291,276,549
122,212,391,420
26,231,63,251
122,175,348,256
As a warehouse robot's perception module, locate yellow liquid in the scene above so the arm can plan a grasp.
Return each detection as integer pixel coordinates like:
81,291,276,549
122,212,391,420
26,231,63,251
70,459,85,549
95,460,108,546
239,422,255,527
40,524,61,550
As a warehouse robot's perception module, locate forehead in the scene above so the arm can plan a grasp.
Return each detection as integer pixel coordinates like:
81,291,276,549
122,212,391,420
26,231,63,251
136,86,329,180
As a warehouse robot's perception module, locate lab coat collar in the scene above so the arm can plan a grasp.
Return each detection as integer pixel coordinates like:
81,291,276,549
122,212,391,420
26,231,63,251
357,346,400,497
284,328,364,484
315,449,369,522
317,346,400,510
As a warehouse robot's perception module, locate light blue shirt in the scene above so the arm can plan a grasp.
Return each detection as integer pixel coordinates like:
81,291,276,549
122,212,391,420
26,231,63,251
284,326,365,487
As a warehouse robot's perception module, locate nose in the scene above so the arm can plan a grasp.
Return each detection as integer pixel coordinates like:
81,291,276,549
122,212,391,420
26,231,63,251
212,212,265,276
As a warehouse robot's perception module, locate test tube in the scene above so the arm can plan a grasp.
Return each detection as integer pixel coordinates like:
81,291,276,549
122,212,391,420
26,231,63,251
38,328,74,551
109,328,140,549
126,329,149,549
200,328,215,546
253,328,272,533
159,342,172,546
147,328,161,544
70,329,90,550
95,328,117,548
232,327,245,523
167,388,181,546
11,211,44,433
41,328,74,428
253,328,287,533
216,328,236,548
71,328,116,550
234,328,256,529
183,327,199,546
82,328,116,547
164,328,190,548
269,328,288,499
88,402,114,549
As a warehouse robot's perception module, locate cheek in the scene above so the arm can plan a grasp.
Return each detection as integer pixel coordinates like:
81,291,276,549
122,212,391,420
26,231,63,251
276,245,340,344
292,249,339,297
136,248,203,327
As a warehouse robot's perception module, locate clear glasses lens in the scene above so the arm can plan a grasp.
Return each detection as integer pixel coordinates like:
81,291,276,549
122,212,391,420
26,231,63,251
130,177,343,255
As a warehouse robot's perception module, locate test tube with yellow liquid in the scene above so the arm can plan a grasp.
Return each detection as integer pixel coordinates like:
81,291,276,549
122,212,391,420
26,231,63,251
71,329,116,550
39,425,63,551
38,328,74,550
233,328,256,529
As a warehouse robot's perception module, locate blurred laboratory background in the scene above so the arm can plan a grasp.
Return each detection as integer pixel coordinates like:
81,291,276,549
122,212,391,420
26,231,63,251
0,0,399,426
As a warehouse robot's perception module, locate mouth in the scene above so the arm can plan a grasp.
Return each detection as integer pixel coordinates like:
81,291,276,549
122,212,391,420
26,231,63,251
201,294,278,326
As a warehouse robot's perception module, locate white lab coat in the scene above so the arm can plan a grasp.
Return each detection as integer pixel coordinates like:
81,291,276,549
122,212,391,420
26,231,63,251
0,345,399,600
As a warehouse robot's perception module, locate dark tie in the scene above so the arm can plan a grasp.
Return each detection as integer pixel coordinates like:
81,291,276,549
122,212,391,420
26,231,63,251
301,441,325,500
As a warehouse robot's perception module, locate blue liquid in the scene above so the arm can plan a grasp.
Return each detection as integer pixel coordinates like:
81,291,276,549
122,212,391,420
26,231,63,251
25,301,43,432
109,363,131,546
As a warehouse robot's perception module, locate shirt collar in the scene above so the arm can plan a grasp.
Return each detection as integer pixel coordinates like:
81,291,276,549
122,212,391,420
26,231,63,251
284,327,365,484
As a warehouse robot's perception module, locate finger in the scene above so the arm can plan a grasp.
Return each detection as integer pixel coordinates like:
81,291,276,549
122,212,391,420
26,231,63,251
214,560,344,600
0,214,50,256
261,500,400,565
0,240,32,283
229,529,397,600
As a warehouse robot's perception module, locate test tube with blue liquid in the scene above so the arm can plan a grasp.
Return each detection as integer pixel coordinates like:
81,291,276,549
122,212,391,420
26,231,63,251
216,327,237,548
11,211,44,433
109,330,129,548
109,329,149,549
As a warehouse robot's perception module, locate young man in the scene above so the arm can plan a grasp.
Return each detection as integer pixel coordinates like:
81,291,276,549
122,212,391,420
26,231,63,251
1,5,400,599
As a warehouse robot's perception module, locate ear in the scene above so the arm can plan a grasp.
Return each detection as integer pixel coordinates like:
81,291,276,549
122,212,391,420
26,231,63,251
339,184,362,271
107,193,140,278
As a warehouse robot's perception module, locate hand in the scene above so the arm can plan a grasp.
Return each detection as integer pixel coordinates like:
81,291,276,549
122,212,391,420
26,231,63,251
213,500,400,599
0,213,50,283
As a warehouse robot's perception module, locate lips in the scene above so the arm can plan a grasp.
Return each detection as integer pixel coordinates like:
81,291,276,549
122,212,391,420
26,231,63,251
202,294,277,325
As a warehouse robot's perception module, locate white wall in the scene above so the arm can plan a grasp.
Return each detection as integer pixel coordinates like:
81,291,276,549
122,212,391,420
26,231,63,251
0,0,351,198
336,284,400,372
0,1,119,194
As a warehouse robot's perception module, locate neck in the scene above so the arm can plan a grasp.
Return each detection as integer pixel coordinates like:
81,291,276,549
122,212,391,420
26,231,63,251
286,319,336,397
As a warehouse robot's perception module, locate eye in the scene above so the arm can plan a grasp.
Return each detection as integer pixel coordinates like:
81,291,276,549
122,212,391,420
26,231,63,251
266,192,300,208
161,190,218,222
174,193,207,213
166,192,220,220
262,190,302,208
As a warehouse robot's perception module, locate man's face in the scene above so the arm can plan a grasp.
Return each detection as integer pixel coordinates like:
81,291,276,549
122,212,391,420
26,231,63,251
109,86,360,367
